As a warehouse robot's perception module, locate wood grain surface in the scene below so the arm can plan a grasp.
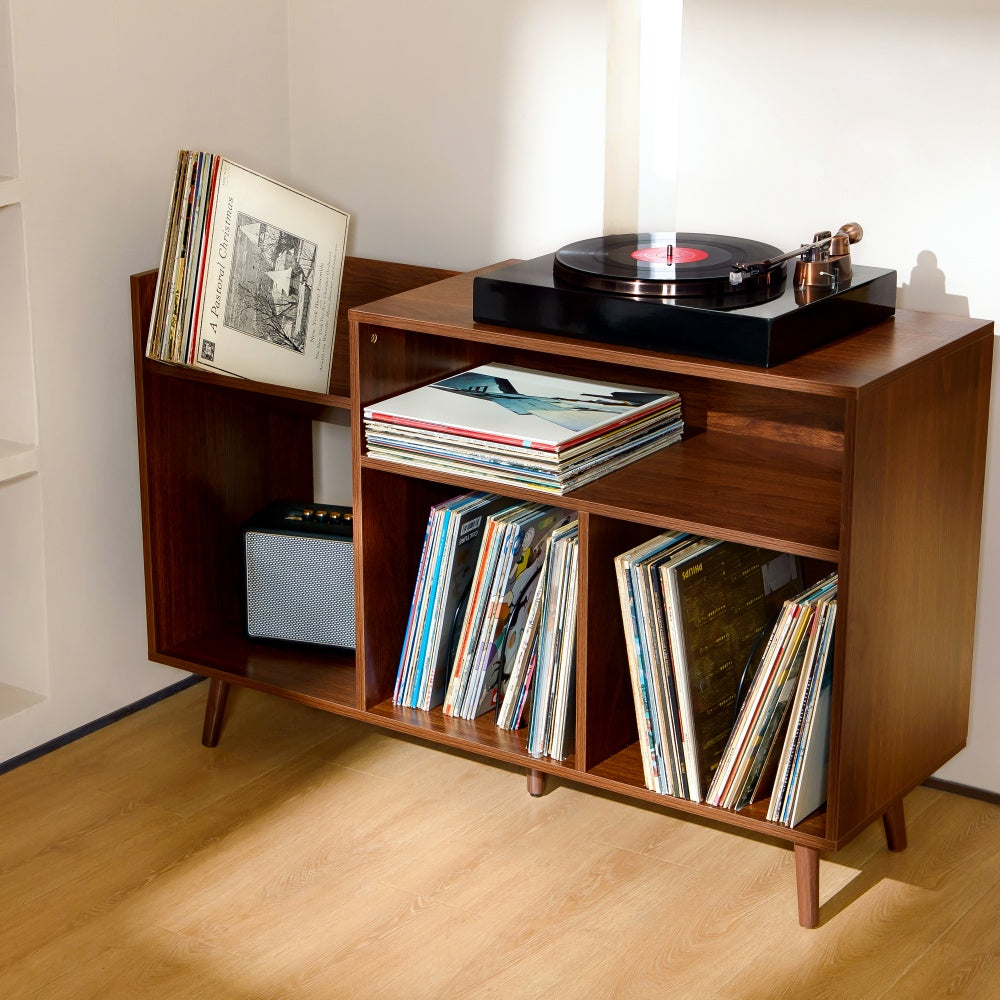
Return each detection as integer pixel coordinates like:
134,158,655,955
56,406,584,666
1,684,997,999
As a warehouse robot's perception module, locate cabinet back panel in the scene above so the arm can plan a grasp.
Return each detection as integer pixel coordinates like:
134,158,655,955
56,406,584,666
333,258,456,397
140,376,314,650
354,323,489,408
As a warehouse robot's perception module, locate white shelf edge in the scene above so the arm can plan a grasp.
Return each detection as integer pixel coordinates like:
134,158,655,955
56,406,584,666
0,175,21,208
0,438,38,483
0,682,46,720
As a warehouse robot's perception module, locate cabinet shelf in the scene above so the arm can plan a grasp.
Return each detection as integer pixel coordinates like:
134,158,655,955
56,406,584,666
365,699,579,773
132,259,993,928
366,700,832,848
570,430,842,558
157,625,357,712
142,355,352,411
586,742,830,847
362,426,843,560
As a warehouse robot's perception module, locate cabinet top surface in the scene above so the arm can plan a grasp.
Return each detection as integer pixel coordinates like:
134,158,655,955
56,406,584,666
350,266,994,395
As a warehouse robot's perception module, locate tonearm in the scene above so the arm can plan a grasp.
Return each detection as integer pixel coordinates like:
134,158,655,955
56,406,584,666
730,222,863,289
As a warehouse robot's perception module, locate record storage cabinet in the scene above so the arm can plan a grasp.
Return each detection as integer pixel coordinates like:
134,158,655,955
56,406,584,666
131,260,993,928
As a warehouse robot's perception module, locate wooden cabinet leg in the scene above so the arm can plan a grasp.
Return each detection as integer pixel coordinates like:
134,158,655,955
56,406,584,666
794,844,820,929
527,768,547,797
882,798,907,852
201,677,230,747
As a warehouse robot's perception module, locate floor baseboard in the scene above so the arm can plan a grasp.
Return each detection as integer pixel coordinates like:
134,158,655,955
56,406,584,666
0,674,205,776
922,776,1000,806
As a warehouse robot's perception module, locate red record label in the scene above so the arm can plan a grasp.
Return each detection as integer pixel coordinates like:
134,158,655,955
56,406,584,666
631,246,709,264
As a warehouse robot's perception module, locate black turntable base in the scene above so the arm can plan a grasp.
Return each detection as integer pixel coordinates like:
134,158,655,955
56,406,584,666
472,235,897,368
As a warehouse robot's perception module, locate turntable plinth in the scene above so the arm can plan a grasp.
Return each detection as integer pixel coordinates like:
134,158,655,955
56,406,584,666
473,253,897,367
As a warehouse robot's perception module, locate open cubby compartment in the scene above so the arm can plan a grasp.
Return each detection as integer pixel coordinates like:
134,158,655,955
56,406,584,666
352,319,696,423
578,512,836,842
569,372,847,561
355,467,454,710
355,464,582,772
352,320,848,560
350,307,850,810
130,259,461,717
136,369,357,710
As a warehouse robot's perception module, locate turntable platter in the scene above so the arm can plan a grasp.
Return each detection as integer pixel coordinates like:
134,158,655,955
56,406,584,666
553,232,787,307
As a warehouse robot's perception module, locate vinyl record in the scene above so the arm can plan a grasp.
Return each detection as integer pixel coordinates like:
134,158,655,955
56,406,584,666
553,232,787,305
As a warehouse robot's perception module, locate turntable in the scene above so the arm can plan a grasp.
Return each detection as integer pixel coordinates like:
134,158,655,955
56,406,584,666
472,225,897,367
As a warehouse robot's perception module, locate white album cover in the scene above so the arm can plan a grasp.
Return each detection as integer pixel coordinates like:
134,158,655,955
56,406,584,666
193,159,349,392
364,363,679,452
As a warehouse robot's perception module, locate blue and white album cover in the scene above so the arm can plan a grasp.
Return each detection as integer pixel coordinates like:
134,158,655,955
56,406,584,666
364,363,679,452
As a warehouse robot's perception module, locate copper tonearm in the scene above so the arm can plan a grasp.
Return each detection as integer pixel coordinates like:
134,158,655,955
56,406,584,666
730,223,863,288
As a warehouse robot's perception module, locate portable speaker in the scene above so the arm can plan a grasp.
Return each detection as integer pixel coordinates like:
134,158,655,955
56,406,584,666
243,500,356,649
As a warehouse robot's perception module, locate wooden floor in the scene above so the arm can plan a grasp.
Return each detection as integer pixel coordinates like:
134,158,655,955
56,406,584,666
1,682,999,1000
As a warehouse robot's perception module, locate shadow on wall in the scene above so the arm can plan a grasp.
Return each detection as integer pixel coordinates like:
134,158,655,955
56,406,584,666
898,250,970,316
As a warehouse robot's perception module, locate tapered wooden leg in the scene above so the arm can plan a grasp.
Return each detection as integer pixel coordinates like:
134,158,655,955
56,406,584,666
201,677,230,747
882,798,907,852
794,844,820,929
527,768,547,797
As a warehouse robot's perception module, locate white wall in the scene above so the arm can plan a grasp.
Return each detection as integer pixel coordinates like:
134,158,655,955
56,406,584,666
286,0,608,271
0,0,292,761
675,0,1000,793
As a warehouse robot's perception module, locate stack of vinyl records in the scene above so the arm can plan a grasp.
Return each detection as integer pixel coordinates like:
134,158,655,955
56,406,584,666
766,600,836,828
392,491,580,761
440,500,570,720
392,492,570,720
363,363,683,495
706,574,837,826
706,575,837,824
497,519,580,762
146,150,349,392
614,532,806,802
393,492,515,713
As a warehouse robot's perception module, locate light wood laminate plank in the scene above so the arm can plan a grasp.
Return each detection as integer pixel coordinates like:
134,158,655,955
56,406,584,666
1,684,998,1000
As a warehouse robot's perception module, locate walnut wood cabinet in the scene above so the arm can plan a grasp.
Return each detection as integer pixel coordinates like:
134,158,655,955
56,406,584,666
131,260,993,928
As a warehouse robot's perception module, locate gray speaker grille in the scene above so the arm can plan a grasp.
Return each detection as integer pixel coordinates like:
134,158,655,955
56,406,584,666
245,532,355,648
